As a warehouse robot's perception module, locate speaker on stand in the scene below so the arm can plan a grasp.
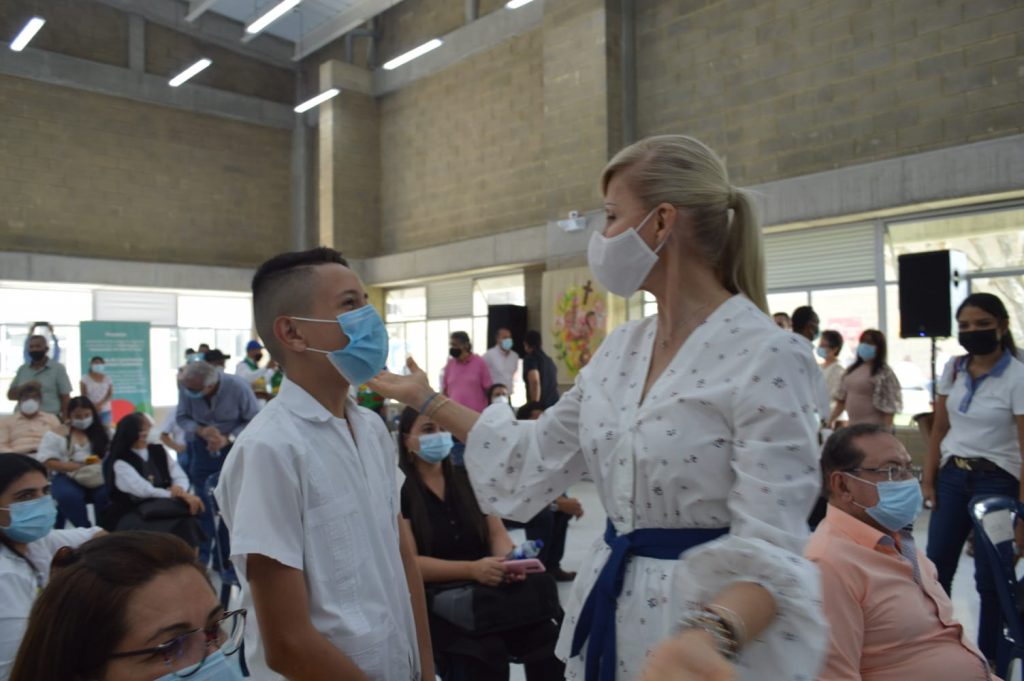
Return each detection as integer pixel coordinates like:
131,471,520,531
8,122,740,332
897,249,969,401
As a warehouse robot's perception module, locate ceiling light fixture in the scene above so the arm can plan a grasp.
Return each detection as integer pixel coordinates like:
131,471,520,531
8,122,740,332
169,58,212,87
245,0,301,36
382,38,443,71
294,88,340,113
10,17,46,52
505,0,535,8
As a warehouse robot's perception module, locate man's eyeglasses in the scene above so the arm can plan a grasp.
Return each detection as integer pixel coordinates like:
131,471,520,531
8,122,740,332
108,609,246,678
845,465,922,482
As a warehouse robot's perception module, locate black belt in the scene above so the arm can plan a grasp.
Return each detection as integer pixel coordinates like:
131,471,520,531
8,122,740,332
947,456,1003,473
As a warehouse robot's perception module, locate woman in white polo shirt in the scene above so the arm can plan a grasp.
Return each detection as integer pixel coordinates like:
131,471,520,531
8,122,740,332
923,292,1024,665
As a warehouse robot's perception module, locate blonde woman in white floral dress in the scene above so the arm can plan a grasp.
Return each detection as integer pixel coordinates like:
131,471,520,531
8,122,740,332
372,135,828,681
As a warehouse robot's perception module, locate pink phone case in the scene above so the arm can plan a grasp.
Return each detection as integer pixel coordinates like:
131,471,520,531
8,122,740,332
503,558,545,574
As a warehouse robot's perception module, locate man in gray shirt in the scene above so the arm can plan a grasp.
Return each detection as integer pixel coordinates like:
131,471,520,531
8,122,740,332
6,335,72,418
177,360,259,568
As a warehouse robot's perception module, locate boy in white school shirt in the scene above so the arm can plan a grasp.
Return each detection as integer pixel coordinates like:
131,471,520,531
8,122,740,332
215,247,433,681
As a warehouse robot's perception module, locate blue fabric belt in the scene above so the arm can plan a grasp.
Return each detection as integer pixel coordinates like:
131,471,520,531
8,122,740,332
570,520,728,681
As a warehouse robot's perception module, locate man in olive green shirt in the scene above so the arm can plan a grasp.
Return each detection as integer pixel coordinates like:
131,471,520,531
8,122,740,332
6,335,72,418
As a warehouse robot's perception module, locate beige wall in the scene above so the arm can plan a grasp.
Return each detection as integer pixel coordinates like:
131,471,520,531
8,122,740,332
0,75,291,268
378,29,546,254
636,0,1024,186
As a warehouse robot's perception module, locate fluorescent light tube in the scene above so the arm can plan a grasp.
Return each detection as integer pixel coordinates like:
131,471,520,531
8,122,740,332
246,0,301,36
294,88,340,113
506,0,535,8
382,38,443,71
169,58,212,87
10,17,45,52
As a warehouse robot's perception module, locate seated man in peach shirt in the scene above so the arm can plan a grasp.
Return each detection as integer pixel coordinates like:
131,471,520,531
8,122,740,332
807,423,997,681
0,383,62,454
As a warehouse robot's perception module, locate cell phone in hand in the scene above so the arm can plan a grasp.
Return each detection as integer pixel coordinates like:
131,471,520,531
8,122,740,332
503,558,545,575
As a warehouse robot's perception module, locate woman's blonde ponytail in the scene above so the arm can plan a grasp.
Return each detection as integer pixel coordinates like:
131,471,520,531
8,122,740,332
723,187,767,313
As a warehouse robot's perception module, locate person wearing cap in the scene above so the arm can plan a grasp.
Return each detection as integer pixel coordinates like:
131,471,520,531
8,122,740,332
235,341,268,384
203,349,230,372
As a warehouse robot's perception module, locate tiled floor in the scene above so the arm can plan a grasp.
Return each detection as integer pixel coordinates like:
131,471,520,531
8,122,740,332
511,483,1007,681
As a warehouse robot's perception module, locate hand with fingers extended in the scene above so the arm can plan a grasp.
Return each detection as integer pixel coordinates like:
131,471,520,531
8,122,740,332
367,357,435,408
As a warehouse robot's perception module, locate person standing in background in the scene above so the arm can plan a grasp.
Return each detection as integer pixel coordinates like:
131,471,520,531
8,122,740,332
483,328,520,397
522,330,560,409
818,330,846,422
80,357,113,428
235,340,268,386
773,312,792,330
443,331,492,467
829,329,902,430
6,336,71,420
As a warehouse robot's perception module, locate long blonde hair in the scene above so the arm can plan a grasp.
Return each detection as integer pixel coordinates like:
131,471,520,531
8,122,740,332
601,135,767,313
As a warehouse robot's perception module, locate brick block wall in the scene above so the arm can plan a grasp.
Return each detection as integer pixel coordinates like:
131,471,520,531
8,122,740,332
378,29,545,254
0,0,128,67
145,24,295,104
0,75,291,268
377,0,466,64
636,0,1024,185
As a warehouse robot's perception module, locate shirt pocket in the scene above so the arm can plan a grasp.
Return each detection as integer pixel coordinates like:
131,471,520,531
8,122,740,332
304,498,362,591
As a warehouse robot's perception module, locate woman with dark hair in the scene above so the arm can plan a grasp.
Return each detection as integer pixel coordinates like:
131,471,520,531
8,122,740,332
80,356,114,427
9,531,246,681
487,383,511,407
397,406,563,681
923,292,1024,664
101,413,203,548
828,328,902,429
37,395,110,528
0,453,102,677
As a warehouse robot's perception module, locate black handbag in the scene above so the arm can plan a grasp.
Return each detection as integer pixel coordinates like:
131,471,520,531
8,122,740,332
136,498,191,520
429,573,563,635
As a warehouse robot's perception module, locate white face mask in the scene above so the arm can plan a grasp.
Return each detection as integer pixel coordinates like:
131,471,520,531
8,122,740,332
492,395,509,405
19,399,40,416
587,207,666,297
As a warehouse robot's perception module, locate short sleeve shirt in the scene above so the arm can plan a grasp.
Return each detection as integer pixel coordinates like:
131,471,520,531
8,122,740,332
215,378,420,681
12,360,72,415
937,351,1024,477
522,350,560,409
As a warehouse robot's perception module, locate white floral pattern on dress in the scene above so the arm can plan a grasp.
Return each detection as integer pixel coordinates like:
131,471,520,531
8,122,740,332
466,295,828,680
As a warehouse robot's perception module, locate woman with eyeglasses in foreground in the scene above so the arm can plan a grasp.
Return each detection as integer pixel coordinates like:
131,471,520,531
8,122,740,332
9,531,246,681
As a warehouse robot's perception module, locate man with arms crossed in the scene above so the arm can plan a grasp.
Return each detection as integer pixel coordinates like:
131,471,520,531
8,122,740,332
216,247,433,680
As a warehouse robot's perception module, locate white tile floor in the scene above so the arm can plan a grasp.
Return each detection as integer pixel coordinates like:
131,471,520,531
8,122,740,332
510,484,1008,681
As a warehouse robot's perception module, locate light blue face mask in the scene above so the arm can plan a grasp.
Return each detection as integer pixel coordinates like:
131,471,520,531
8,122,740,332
156,649,243,681
293,305,389,387
0,495,57,543
415,432,454,464
816,346,828,359
857,343,877,361
91,364,106,374
846,474,922,531
500,338,514,351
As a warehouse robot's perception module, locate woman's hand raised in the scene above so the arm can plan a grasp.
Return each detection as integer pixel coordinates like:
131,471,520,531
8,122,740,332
368,357,435,409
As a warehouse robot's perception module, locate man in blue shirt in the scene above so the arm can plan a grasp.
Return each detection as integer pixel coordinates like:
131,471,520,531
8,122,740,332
177,360,259,567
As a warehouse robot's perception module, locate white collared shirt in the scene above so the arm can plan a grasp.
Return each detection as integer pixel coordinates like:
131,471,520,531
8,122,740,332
215,378,419,681
483,345,520,390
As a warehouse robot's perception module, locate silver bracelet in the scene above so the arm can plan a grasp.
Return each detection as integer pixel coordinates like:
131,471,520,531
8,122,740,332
676,609,741,662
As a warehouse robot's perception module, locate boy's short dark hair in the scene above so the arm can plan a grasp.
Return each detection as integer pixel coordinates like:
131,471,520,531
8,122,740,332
791,306,817,333
524,330,542,350
820,330,843,353
252,247,349,364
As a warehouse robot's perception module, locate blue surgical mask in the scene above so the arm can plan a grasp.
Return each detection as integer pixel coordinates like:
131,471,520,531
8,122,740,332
816,346,828,359
294,305,389,387
91,364,106,374
846,475,922,531
416,432,454,464
156,650,244,681
857,343,877,361
0,495,57,543
500,338,514,352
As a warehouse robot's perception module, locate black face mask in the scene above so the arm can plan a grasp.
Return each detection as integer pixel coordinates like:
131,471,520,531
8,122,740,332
28,350,46,362
254,352,264,363
959,329,1000,356
449,347,462,359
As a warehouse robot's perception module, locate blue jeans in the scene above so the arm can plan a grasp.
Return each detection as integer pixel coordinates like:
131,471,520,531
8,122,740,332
926,462,1018,661
51,473,109,528
187,439,231,568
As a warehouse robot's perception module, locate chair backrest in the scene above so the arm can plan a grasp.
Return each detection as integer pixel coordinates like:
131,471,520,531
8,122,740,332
970,494,1024,648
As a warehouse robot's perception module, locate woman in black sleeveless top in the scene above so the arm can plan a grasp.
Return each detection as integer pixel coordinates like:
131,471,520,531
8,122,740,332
101,413,203,548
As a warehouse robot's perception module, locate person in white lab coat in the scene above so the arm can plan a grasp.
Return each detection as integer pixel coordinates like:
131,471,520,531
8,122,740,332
372,135,827,681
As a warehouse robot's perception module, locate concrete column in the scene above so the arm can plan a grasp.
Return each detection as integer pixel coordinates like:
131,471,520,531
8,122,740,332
128,15,145,72
317,59,380,257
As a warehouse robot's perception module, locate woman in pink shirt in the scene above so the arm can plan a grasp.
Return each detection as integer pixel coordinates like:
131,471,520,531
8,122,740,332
828,329,903,430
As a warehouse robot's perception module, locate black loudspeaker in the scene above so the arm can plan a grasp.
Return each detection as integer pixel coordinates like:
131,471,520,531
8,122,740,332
487,305,528,355
898,250,969,338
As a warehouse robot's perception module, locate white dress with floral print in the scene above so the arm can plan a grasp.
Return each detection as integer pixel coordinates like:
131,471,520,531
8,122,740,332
465,295,828,680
